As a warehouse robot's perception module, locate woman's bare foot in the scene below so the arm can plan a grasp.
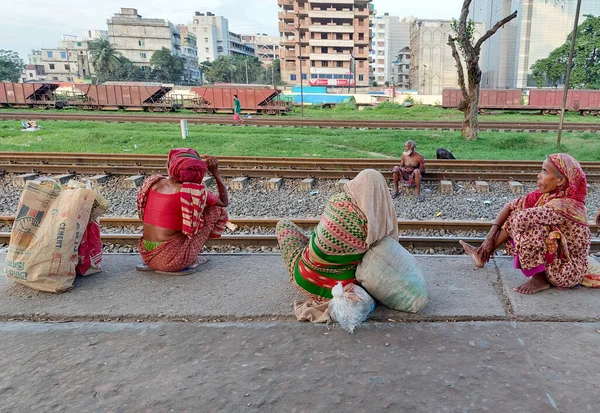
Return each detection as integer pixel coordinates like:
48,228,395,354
459,240,484,268
196,255,210,265
514,272,551,294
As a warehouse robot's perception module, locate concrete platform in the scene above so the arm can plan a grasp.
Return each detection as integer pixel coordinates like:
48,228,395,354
496,257,600,321
0,254,598,322
0,254,508,322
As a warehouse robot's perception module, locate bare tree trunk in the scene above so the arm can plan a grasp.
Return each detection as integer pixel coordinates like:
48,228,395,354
463,82,480,140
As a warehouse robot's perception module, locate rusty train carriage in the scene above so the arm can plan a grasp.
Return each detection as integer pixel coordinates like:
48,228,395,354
0,83,60,108
190,86,289,115
442,88,600,116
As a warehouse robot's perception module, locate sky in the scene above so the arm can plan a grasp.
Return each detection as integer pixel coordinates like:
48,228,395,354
1,0,465,61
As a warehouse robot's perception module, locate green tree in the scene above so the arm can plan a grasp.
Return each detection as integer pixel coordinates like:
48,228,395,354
265,59,282,86
204,55,268,84
107,57,147,82
0,49,24,82
89,39,122,84
149,47,184,83
531,14,600,89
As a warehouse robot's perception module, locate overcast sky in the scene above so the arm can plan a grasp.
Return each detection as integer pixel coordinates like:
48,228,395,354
1,0,465,61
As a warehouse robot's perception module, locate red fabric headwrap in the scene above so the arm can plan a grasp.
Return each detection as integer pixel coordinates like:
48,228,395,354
167,148,207,184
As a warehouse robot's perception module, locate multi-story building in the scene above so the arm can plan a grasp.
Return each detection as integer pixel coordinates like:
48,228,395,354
188,12,254,63
370,14,410,85
391,46,410,89
410,19,483,95
241,34,281,65
179,25,202,84
278,0,374,87
27,31,107,82
470,0,600,89
107,8,182,72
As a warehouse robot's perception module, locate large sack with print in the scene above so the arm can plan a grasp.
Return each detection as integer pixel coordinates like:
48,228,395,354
4,180,95,293
356,236,428,313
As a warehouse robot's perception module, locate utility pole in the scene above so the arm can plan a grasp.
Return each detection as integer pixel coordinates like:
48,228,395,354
245,58,249,84
557,0,582,147
297,27,304,117
271,62,274,88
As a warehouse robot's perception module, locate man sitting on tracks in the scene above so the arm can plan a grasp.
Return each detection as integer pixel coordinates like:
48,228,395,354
136,148,229,275
392,140,425,201
460,154,590,294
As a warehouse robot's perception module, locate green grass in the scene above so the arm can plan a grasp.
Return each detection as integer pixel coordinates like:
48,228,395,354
1,120,600,161
1,104,598,123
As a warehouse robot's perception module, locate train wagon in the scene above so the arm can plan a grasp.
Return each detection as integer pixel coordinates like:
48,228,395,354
189,85,289,115
0,83,60,108
443,88,600,115
66,84,174,111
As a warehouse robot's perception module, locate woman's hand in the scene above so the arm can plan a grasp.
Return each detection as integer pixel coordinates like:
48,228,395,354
205,155,219,174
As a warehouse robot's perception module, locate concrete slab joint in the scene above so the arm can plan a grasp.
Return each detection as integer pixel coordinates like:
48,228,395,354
231,177,249,191
124,175,145,188
509,181,524,194
440,180,453,194
267,178,283,191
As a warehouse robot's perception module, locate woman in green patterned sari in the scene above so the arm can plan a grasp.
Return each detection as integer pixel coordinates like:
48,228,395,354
276,169,398,301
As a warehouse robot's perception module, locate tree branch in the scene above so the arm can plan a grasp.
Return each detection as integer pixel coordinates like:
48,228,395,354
448,35,469,101
474,10,518,52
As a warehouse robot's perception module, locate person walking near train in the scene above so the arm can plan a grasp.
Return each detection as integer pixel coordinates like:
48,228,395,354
233,94,243,123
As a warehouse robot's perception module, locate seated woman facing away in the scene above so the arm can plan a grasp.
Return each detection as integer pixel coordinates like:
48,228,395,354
460,153,590,295
137,148,229,274
276,169,398,301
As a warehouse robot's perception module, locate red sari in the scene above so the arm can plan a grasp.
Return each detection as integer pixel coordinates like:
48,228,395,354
503,154,590,287
137,149,228,272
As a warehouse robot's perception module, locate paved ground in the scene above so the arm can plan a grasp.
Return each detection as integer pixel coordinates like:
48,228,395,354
1,254,600,412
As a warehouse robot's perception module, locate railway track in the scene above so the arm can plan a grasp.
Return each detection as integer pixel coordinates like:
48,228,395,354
1,112,599,132
1,217,599,251
2,153,600,181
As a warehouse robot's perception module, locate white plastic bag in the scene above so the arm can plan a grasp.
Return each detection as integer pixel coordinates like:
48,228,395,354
328,282,375,333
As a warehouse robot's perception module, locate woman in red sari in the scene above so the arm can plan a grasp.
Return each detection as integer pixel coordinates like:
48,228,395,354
460,153,590,294
137,148,229,274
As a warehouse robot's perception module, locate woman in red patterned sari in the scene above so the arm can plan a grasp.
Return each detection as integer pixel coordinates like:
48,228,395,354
137,148,229,274
460,153,590,294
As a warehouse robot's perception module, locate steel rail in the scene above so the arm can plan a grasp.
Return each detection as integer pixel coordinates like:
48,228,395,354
2,232,600,252
0,163,567,181
1,112,598,131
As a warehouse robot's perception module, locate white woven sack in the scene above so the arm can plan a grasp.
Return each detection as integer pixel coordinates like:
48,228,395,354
356,236,428,313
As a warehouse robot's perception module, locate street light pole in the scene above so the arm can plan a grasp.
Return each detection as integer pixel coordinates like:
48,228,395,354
297,27,304,117
557,0,582,147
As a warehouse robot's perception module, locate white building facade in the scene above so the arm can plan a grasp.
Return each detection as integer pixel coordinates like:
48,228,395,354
370,14,410,85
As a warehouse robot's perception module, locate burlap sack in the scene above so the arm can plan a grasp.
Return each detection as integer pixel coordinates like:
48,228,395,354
4,180,95,293
356,236,428,313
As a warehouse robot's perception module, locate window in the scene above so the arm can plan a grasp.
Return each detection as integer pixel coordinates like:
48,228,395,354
47,51,53,58
302,73,307,80
322,61,328,67
60,51,67,59
311,74,318,79
311,61,316,67
205,37,209,43
336,61,343,68
29,73,33,78
140,52,147,59
77,42,82,47
334,74,342,79
139,40,145,46
359,33,364,40
52,76,59,80
359,75,364,81
67,77,72,81
205,47,209,52
321,33,328,40
321,47,327,53
64,64,70,70
49,64,55,69
203,27,208,32
336,33,342,40
290,74,297,81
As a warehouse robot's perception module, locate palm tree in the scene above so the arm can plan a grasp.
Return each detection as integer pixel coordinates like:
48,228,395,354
89,39,122,84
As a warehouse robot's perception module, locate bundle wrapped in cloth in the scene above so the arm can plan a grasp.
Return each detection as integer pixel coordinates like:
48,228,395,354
3,179,108,293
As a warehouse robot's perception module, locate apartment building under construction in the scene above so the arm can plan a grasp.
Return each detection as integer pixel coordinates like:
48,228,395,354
278,0,373,87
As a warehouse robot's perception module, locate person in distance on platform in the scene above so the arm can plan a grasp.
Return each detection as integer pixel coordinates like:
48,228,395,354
392,140,425,201
276,169,398,303
136,148,229,275
233,94,243,123
460,153,590,294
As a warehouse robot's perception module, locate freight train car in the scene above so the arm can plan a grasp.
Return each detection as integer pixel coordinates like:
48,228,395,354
189,85,289,115
64,84,174,111
0,83,60,108
442,88,600,116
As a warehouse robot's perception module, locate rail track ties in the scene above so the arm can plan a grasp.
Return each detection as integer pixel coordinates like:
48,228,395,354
0,112,599,132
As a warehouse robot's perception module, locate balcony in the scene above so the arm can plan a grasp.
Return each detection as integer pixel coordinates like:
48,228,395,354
309,53,352,61
278,10,295,21
354,8,370,16
309,39,353,47
278,22,295,33
278,0,294,5
280,36,296,46
311,67,351,75
308,10,354,19
309,24,354,33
